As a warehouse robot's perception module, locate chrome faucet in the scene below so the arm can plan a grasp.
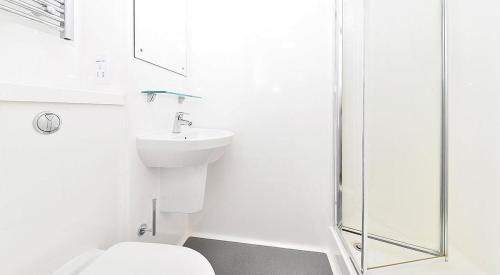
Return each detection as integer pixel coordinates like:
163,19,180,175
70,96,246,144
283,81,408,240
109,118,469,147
172,112,192,133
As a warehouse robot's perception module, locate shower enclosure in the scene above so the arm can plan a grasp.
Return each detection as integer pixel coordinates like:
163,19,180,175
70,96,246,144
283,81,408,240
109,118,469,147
334,0,448,273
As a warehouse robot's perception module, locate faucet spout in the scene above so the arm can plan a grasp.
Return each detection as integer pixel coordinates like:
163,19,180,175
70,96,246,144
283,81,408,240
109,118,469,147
172,112,192,133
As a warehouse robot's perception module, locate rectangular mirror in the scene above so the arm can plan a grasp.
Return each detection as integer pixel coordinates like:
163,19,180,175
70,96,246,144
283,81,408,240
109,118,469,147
134,0,187,76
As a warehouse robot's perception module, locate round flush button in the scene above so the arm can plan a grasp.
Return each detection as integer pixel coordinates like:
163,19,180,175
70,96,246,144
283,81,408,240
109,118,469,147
33,112,62,134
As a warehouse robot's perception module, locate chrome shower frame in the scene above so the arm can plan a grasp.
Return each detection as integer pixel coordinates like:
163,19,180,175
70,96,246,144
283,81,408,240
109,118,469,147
333,0,449,273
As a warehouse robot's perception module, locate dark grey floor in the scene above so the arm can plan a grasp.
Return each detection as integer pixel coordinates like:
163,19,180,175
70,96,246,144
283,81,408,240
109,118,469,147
184,237,334,275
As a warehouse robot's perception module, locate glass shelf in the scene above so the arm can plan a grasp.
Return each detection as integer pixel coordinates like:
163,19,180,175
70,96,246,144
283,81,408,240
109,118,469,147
141,90,201,98
141,90,201,103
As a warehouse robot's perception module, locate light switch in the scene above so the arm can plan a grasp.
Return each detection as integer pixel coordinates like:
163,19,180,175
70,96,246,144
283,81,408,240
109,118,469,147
96,59,106,79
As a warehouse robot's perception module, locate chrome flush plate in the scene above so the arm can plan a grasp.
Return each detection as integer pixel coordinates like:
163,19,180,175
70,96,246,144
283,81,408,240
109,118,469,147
33,111,62,134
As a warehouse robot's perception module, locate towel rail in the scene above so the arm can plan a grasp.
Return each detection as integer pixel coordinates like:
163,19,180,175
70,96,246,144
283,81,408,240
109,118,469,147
5,0,63,22
0,4,63,30
0,0,73,40
31,0,64,13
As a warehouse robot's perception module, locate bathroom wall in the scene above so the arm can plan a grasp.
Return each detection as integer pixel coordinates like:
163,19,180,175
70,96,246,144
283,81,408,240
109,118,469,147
0,1,126,93
122,0,195,246
448,0,500,273
0,102,126,275
0,2,127,274
0,0,194,274
187,0,336,250
1,3,337,275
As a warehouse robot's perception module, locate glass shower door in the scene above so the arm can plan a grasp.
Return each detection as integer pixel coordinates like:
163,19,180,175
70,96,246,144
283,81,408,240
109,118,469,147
335,0,368,272
363,0,446,268
337,0,447,271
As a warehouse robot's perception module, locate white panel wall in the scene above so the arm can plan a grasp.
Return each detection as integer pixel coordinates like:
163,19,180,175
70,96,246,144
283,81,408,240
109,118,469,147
0,2,129,274
0,0,194,273
448,1,500,274
123,0,194,246
0,1,125,94
187,0,335,250
0,102,126,275
0,4,337,275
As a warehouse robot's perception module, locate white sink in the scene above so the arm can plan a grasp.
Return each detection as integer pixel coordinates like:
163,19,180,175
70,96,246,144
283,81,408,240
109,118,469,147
136,128,234,168
136,128,233,213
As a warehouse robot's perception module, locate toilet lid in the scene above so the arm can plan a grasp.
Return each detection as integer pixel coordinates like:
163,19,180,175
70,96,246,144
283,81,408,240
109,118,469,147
79,242,215,275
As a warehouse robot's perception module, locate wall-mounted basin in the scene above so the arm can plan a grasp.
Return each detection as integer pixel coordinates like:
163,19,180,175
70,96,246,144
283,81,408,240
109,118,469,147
136,128,234,213
137,128,234,168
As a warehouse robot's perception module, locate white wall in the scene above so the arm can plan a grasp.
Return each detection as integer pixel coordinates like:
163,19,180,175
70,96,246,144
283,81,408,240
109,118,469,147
448,1,500,274
125,0,337,252
0,102,126,275
125,0,338,252
0,0,194,273
187,0,335,250
1,0,338,273
123,0,195,246
0,2,128,274
5,0,499,274
0,1,125,93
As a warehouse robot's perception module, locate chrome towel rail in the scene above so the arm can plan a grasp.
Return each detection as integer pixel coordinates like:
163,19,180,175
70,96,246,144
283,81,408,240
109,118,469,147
32,0,64,13
0,0,74,40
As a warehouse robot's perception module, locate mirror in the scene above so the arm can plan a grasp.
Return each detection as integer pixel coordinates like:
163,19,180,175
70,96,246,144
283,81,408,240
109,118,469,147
134,0,187,76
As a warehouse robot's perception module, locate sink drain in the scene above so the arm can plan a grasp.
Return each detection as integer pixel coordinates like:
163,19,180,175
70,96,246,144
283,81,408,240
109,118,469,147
353,242,362,251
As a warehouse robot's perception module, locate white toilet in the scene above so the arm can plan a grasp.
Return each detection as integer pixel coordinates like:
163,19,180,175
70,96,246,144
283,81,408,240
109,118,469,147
54,242,215,275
